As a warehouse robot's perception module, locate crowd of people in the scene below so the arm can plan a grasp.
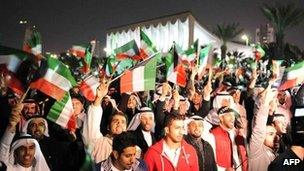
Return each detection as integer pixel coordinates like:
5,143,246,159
0,64,303,171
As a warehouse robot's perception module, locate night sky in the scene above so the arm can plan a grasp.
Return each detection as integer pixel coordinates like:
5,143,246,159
1,0,303,55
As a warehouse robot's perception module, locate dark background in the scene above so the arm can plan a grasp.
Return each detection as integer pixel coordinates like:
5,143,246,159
1,0,303,55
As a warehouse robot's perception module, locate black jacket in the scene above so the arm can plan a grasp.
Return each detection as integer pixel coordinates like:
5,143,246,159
131,126,156,157
184,134,217,171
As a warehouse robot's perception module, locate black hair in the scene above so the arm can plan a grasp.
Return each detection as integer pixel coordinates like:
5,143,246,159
217,106,238,116
108,111,128,126
164,114,184,127
112,131,136,155
70,92,85,105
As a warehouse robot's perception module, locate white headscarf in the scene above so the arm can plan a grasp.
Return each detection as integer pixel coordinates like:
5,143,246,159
22,117,49,137
127,107,155,132
9,134,50,171
179,95,190,111
183,115,204,135
212,91,237,112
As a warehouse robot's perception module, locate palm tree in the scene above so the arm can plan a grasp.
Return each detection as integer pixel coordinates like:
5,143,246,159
261,2,304,60
213,23,243,67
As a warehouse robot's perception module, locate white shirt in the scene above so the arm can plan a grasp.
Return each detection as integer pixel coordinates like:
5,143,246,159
110,162,132,171
163,142,181,167
142,130,152,147
15,164,32,171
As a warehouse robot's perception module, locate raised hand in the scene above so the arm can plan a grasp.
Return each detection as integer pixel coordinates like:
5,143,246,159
190,66,199,80
172,89,180,110
161,82,171,97
8,103,23,131
94,78,110,106
203,80,212,101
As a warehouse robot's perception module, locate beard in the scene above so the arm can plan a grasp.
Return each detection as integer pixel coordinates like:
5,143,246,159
189,132,201,139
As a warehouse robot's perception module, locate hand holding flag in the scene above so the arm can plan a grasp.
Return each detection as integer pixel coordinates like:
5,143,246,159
94,77,110,106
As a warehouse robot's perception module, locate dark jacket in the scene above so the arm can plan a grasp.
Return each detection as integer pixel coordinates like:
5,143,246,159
268,148,304,171
131,126,156,156
189,100,211,118
153,99,167,140
184,134,217,171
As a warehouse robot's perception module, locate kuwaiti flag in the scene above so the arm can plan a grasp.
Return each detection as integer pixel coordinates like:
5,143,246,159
0,50,28,73
198,44,212,74
114,40,140,61
105,57,115,77
30,57,77,101
254,44,265,60
102,55,118,77
23,29,42,57
166,45,187,87
0,45,37,95
139,30,157,60
101,55,135,77
70,43,89,58
81,40,96,73
79,75,99,101
120,53,158,93
179,40,198,68
47,92,76,131
279,61,304,90
165,45,178,79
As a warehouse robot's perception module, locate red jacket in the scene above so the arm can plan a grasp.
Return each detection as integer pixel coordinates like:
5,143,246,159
211,126,233,168
144,139,199,171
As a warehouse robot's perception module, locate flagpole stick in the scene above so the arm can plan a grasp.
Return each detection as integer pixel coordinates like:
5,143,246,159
109,72,125,84
131,52,160,69
156,63,165,68
19,86,31,103
208,66,212,83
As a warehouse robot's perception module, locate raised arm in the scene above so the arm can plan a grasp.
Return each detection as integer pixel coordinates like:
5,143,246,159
0,103,23,164
82,82,108,149
249,87,274,154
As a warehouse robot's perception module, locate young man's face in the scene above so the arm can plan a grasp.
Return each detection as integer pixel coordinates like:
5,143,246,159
140,113,154,132
179,101,189,115
114,146,136,170
72,98,83,117
192,92,202,105
14,142,36,168
232,90,241,104
110,115,127,135
188,120,204,138
27,118,46,140
127,95,137,109
165,120,184,143
264,125,279,149
219,112,235,130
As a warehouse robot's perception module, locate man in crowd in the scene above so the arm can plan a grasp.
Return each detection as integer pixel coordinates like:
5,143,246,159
0,103,50,170
210,106,237,170
272,113,292,153
153,82,172,140
97,131,147,171
128,107,156,157
82,82,128,163
184,115,217,171
144,114,199,171
249,86,280,171
22,116,66,170
268,84,304,171
19,99,40,131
